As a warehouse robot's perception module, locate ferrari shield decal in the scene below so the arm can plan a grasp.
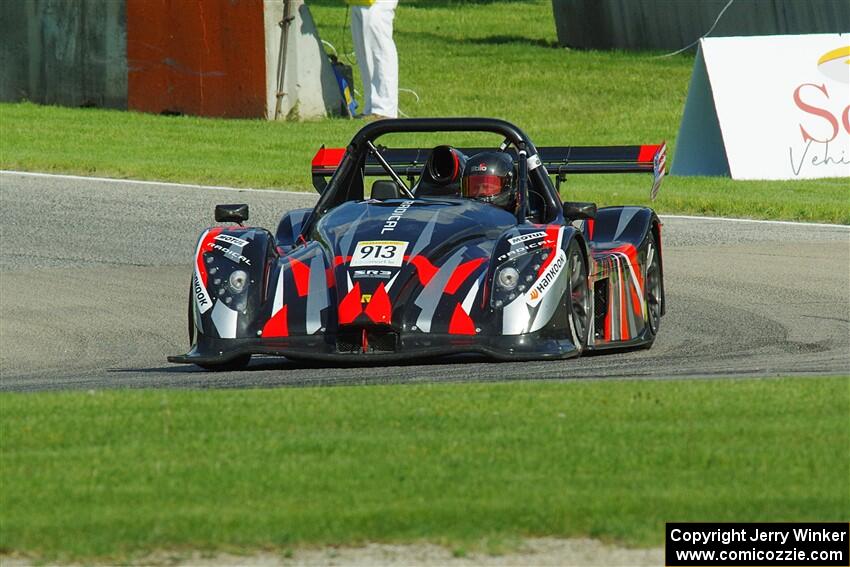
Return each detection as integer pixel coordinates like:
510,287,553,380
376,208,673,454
350,240,409,267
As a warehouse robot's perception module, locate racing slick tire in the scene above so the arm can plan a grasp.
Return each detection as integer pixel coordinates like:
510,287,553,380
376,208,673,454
641,230,662,348
565,238,591,354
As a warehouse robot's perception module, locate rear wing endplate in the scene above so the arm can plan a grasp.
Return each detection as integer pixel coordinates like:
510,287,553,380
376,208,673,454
312,142,667,199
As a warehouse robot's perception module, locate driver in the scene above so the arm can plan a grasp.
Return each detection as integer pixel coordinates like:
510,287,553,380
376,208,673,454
461,151,516,211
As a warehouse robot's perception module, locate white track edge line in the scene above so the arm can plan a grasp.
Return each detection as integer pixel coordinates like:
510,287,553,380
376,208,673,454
3,170,848,229
660,214,849,230
0,170,308,197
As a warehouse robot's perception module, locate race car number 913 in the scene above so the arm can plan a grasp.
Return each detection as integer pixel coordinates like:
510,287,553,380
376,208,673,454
350,240,409,268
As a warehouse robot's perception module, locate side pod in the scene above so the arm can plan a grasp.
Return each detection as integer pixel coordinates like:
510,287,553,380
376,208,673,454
583,206,665,349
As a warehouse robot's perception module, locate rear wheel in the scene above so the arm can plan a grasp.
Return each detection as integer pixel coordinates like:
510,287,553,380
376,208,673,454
565,239,591,352
643,231,662,345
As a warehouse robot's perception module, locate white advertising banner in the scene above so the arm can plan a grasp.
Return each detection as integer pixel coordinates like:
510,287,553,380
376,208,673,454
672,34,850,180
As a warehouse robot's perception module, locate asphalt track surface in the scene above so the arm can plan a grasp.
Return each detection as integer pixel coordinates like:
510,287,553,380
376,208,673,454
1,171,848,392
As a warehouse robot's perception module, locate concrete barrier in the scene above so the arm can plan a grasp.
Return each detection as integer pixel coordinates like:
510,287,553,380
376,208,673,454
264,0,345,120
0,0,127,108
0,0,342,120
126,0,267,118
552,0,850,51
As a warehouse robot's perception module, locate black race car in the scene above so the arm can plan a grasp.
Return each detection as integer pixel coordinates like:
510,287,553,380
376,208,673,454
169,118,666,370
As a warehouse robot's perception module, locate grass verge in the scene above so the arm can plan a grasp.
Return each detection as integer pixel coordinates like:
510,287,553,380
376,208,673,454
1,376,848,561
1,1,848,223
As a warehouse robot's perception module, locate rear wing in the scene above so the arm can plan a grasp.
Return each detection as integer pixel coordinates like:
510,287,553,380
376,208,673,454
312,142,667,199
537,143,667,200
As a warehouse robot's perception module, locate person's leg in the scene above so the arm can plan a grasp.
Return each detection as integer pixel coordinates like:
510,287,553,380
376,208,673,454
365,0,398,118
349,5,373,115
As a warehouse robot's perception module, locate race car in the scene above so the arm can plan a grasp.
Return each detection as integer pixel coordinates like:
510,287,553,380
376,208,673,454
169,117,666,370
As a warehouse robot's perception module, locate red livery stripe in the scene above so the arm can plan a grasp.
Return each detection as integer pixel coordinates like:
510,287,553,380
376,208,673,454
448,303,476,335
338,282,362,325
364,282,392,324
196,227,223,286
288,257,310,297
408,255,438,286
537,225,562,277
262,305,289,337
445,258,486,295
619,268,630,340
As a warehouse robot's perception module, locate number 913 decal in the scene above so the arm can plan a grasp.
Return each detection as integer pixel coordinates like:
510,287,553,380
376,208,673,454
350,240,409,267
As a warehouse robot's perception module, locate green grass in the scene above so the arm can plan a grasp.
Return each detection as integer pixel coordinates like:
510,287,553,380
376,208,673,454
0,1,847,223
2,377,848,561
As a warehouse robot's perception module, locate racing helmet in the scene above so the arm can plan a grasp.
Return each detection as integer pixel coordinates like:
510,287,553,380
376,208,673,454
461,151,516,210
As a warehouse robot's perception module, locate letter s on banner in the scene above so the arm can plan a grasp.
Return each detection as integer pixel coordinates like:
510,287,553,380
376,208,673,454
793,83,839,144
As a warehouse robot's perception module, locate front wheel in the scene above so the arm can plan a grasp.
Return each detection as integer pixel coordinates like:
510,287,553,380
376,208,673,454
565,239,591,353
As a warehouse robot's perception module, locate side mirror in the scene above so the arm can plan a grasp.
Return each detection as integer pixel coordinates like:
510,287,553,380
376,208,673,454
215,204,249,224
563,201,597,221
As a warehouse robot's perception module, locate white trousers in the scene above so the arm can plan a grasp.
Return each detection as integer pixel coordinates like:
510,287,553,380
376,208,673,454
350,1,398,118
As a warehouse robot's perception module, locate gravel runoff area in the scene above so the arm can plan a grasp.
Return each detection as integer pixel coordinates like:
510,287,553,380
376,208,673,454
1,538,663,566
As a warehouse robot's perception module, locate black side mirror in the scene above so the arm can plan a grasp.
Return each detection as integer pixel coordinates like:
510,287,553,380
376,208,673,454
563,201,597,221
215,204,249,224
371,180,401,200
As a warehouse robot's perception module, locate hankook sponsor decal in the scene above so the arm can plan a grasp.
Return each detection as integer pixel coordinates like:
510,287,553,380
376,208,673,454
526,249,566,307
381,200,414,234
206,242,252,265
350,240,409,268
215,234,249,247
508,231,546,245
193,273,213,314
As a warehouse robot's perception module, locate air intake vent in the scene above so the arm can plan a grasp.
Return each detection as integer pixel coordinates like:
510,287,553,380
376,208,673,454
594,280,608,340
337,325,399,354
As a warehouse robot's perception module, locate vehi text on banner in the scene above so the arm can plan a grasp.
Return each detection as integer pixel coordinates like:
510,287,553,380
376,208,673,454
672,34,850,180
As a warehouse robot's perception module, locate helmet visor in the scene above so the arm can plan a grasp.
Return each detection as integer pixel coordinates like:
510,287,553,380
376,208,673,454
463,174,504,198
